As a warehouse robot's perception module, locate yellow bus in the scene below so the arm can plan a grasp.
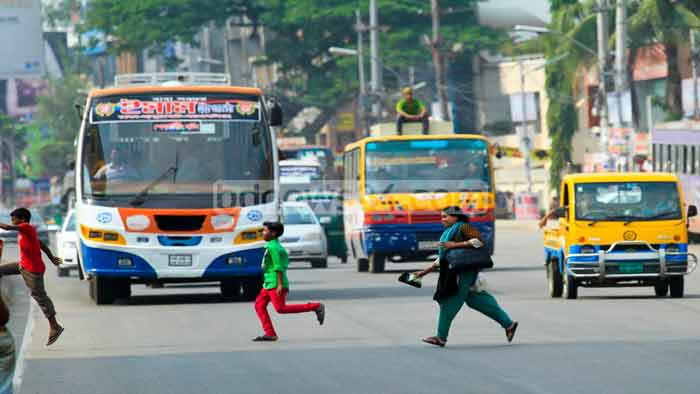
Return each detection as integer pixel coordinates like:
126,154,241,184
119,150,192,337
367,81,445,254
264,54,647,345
343,134,495,273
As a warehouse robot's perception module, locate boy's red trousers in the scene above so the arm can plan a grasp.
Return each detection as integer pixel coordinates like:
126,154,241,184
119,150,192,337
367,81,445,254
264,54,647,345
254,288,320,337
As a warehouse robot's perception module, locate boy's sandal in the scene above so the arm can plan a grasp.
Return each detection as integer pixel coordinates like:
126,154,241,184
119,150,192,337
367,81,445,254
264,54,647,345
252,335,278,342
46,326,65,347
421,336,446,347
505,322,519,343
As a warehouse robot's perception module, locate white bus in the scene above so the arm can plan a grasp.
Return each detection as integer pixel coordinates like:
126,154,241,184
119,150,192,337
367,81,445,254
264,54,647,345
75,73,281,304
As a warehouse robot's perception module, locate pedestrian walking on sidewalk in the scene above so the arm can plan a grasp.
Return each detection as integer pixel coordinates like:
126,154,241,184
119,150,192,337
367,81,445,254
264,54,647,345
0,293,14,394
0,208,64,346
253,221,325,342
413,206,518,347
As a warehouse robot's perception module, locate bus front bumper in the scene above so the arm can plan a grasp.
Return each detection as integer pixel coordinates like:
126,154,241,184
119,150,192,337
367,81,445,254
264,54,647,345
79,242,264,280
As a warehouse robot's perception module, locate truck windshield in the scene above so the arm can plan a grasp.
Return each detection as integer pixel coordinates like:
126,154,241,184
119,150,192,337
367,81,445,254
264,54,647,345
575,181,682,221
81,92,273,208
364,139,491,194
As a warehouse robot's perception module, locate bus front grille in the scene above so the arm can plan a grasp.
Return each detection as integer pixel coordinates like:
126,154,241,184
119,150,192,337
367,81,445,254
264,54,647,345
154,215,206,232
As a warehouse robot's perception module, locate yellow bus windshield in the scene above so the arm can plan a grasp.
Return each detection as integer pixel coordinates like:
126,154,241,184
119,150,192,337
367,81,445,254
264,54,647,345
364,139,491,194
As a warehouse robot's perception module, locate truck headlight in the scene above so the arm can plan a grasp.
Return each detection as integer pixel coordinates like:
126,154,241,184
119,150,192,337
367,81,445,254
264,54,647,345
580,245,596,254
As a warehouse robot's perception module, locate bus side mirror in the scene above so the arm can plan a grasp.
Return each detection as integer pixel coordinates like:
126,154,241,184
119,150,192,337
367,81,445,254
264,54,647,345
269,102,283,127
688,205,698,218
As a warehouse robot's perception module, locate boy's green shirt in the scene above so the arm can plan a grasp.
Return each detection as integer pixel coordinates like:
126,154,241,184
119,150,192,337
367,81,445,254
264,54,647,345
262,238,290,289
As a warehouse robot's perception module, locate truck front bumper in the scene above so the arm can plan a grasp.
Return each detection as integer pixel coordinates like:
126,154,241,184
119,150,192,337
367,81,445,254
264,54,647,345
565,241,697,280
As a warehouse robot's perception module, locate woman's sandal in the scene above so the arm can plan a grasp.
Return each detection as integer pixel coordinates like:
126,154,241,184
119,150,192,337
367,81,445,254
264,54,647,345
421,336,446,347
46,326,64,347
505,322,519,343
252,335,278,342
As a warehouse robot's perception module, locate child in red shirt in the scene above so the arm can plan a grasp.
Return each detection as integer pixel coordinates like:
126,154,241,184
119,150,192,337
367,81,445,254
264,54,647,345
0,208,64,346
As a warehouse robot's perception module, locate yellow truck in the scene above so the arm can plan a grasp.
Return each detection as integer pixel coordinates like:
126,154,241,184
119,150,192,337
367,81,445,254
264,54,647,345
543,173,698,299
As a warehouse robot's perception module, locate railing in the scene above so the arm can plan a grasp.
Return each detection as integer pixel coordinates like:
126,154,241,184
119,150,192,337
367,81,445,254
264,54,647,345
114,73,231,87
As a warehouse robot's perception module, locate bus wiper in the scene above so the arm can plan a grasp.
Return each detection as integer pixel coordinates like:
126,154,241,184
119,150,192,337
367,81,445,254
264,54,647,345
129,166,178,206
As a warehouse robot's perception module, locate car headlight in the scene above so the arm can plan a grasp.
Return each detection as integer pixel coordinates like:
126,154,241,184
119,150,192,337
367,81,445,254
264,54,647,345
62,241,76,249
126,215,151,231
303,233,322,241
580,244,596,254
666,244,680,254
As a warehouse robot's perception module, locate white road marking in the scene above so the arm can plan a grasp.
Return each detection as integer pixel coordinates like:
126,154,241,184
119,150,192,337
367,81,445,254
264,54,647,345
13,301,35,392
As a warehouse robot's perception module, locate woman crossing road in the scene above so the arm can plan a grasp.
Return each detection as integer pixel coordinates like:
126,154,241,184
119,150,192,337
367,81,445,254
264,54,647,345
413,206,518,347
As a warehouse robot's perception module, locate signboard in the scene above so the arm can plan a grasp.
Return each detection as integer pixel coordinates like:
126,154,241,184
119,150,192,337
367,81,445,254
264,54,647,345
90,95,260,123
607,91,633,126
5,77,46,117
336,112,355,132
514,192,539,220
632,44,667,81
509,92,538,122
0,0,44,77
608,127,632,155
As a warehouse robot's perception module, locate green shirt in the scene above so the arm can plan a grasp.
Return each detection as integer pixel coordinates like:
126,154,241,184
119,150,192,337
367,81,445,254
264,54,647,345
262,239,290,289
396,98,426,116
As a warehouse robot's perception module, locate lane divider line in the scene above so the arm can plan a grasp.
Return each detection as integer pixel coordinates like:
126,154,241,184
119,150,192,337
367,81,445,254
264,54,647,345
13,301,35,392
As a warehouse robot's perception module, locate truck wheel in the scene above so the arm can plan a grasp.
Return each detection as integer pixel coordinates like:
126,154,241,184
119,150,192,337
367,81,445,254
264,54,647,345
669,276,684,298
357,258,369,272
90,277,116,305
242,277,263,301
654,280,669,297
220,279,242,300
368,253,385,273
547,259,563,298
311,258,328,268
564,273,578,299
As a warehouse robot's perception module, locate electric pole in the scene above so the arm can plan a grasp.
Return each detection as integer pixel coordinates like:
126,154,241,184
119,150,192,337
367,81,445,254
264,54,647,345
356,9,368,135
369,0,382,121
519,59,533,193
597,0,611,171
691,28,700,120
615,0,632,170
431,0,450,121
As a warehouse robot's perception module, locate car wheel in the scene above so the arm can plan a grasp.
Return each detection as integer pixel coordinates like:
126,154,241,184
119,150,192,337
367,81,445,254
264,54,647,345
357,258,369,272
369,253,385,273
311,258,328,268
654,280,669,297
669,276,684,298
564,273,578,300
547,259,563,298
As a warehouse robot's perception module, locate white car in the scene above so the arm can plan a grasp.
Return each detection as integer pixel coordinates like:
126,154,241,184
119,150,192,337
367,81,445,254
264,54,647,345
56,210,79,277
279,202,328,268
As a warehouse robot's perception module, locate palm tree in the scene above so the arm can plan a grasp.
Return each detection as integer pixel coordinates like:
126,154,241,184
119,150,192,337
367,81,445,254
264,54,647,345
628,0,700,118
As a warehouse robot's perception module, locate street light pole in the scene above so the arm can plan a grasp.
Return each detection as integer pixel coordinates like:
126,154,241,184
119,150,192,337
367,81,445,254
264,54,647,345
355,10,368,135
369,0,382,120
519,58,533,193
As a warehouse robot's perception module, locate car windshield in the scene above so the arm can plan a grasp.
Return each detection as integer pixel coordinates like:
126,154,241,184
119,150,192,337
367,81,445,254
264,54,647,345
575,182,682,221
81,92,273,208
283,205,317,225
364,139,491,194
64,213,76,232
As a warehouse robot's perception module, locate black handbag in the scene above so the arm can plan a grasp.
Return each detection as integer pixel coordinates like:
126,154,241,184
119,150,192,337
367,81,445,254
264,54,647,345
445,247,494,271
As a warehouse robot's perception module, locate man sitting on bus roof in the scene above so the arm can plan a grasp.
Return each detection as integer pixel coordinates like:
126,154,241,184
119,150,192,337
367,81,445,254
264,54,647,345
396,87,429,134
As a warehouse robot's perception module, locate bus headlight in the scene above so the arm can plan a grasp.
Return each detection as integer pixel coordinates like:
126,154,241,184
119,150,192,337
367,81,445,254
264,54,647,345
211,215,234,230
126,215,150,231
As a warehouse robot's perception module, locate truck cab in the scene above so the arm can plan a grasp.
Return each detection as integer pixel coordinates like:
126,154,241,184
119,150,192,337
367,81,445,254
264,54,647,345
543,173,698,299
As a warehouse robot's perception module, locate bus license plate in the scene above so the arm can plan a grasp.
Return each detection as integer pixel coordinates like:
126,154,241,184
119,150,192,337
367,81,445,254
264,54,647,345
618,262,644,274
169,255,193,267
418,241,439,250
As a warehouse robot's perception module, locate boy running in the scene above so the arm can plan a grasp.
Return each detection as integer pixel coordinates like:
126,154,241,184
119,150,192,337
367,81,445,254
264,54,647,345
253,221,325,342
0,208,64,346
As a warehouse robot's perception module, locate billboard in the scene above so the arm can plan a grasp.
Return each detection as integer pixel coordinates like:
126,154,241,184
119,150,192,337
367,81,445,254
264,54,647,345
0,0,44,78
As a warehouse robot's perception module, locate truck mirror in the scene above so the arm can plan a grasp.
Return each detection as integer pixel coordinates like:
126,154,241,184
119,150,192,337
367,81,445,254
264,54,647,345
269,102,283,126
554,206,567,219
688,205,698,218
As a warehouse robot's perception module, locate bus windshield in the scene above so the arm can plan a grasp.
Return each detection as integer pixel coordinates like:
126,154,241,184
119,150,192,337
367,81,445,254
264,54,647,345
575,182,682,222
364,139,491,194
81,92,273,208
